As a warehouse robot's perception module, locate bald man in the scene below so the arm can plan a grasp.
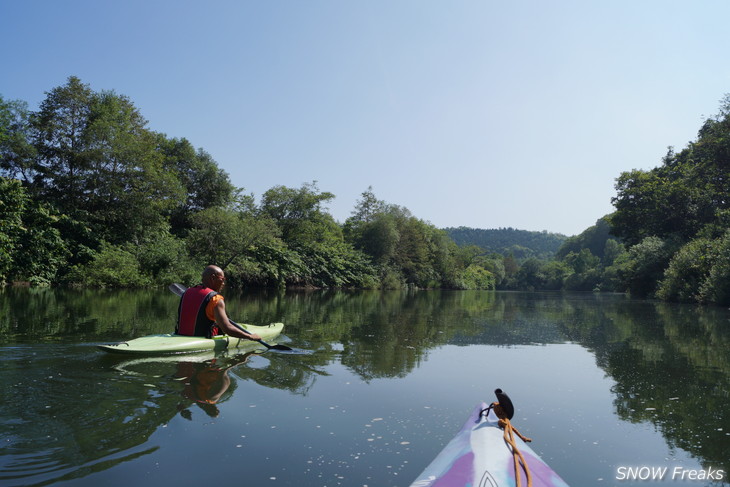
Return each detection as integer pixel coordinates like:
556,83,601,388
176,265,261,340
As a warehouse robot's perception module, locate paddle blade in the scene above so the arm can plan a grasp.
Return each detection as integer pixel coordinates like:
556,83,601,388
169,283,187,296
257,339,293,351
494,388,515,420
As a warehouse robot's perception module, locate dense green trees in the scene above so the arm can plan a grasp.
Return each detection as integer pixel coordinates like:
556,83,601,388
343,188,495,290
445,226,566,260
3,78,729,305
498,94,730,305
0,79,493,290
607,95,730,305
0,177,69,284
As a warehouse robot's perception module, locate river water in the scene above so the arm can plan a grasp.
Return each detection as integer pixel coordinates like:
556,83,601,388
0,288,728,486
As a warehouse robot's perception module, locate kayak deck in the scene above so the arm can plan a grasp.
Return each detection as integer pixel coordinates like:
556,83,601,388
97,322,284,355
410,401,569,487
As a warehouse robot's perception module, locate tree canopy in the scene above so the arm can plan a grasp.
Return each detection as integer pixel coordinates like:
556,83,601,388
2,78,729,306
0,79,497,290
607,95,730,304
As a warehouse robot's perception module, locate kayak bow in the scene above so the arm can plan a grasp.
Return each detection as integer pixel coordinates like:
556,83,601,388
410,389,569,487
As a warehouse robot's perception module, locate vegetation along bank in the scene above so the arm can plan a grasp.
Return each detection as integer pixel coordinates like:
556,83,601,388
1,77,729,306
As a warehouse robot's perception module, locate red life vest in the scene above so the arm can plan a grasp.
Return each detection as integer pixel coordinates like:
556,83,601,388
176,285,221,337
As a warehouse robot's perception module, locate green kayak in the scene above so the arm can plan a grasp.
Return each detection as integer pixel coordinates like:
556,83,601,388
97,322,285,355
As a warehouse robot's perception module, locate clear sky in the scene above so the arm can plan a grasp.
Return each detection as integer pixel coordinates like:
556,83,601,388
2,1,729,236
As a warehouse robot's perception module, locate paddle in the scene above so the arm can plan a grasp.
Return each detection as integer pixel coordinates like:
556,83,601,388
168,283,293,351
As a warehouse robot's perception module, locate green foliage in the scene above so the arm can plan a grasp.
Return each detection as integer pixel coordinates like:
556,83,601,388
0,80,600,292
656,238,716,303
619,236,677,297
456,264,495,290
0,177,69,285
479,257,506,286
657,230,730,306
610,96,730,246
564,248,600,274
603,238,626,267
31,76,96,211
134,228,198,284
52,214,99,274
230,243,305,288
700,231,730,306
186,206,281,271
0,96,36,183
158,136,235,233
610,166,703,246
515,258,544,291
445,226,567,260
8,80,481,290
0,177,27,278
379,266,405,290
11,201,69,285
556,217,617,260
295,241,378,288
186,207,248,268
69,242,150,288
255,182,381,288
28,77,186,244
347,212,400,265
6,78,727,303
259,182,336,245
608,94,730,304
345,189,475,289
540,260,571,290
549,217,631,293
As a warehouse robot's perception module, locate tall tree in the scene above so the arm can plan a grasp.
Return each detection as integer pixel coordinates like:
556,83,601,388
30,77,185,243
0,96,36,183
31,76,95,212
259,181,337,245
611,95,730,246
157,136,235,234
345,189,468,288
83,90,184,242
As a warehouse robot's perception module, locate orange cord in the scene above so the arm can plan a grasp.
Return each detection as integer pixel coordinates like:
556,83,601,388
493,402,533,487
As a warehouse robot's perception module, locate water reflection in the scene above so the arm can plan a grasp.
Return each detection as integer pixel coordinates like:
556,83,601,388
175,359,237,419
0,344,324,485
0,288,728,484
114,351,260,419
0,344,171,485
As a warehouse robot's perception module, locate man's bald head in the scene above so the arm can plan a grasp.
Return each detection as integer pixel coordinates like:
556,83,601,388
202,265,226,290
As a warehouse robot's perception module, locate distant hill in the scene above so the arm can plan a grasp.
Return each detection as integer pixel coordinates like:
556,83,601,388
444,227,568,260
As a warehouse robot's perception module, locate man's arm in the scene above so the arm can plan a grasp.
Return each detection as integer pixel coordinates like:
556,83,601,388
212,298,262,340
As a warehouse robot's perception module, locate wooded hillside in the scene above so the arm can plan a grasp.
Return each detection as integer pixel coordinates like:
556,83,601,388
444,227,567,260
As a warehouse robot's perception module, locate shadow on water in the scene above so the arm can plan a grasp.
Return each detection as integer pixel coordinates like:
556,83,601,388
0,287,728,485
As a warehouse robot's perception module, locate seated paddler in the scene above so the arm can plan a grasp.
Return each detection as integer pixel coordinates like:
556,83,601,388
176,265,262,341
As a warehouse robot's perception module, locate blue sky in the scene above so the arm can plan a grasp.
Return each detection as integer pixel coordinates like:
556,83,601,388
2,1,729,236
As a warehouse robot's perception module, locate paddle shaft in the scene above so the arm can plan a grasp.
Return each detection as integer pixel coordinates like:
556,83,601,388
168,283,291,351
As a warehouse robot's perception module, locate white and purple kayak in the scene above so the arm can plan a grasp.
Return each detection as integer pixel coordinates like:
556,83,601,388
410,391,569,487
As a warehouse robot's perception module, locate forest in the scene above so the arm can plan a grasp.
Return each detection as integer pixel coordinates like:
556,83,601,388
1,77,729,305
445,227,566,260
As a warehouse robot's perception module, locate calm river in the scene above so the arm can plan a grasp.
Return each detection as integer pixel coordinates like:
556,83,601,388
0,288,728,486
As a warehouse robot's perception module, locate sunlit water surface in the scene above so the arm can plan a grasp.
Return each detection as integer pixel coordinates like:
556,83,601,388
0,289,728,486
